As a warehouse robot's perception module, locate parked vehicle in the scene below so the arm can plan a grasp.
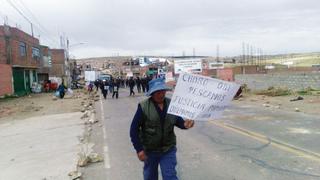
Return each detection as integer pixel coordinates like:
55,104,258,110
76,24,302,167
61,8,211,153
98,74,113,82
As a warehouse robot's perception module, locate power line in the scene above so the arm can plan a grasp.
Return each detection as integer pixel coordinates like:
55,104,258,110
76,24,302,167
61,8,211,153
16,0,57,39
5,0,60,47
13,0,60,46
6,0,32,24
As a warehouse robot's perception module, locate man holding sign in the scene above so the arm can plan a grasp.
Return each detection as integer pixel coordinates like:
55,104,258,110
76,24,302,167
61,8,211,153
130,78,194,180
168,72,240,121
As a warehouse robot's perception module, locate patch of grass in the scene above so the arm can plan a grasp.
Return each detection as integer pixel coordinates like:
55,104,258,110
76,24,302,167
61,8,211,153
254,86,320,97
297,87,320,96
254,86,292,96
0,94,18,100
0,94,18,103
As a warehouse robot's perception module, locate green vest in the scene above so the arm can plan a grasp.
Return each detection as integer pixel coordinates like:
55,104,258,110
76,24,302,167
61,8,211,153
139,97,177,152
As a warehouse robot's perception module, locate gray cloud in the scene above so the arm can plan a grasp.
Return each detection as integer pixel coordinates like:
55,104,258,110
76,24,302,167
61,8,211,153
1,0,319,58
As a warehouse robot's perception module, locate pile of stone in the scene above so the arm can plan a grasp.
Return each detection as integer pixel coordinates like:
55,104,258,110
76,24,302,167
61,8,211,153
69,91,103,180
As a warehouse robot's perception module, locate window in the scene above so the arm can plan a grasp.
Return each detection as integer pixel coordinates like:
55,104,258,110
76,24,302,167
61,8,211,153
32,47,40,60
19,42,26,56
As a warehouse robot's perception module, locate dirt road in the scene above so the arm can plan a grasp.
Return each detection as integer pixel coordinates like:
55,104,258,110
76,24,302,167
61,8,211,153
0,90,84,121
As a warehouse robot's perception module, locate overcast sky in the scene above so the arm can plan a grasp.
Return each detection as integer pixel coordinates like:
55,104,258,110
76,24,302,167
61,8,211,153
1,0,320,58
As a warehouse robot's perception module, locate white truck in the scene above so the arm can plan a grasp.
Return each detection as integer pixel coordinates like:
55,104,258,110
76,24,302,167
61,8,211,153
84,71,100,82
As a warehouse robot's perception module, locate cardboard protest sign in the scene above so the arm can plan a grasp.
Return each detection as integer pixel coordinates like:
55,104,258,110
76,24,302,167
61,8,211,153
167,73,240,121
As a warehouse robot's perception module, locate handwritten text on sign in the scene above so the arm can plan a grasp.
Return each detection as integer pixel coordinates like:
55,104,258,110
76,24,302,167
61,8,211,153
167,73,240,121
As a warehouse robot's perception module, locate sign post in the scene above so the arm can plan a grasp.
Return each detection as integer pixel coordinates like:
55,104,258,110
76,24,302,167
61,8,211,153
167,73,240,121
174,59,202,74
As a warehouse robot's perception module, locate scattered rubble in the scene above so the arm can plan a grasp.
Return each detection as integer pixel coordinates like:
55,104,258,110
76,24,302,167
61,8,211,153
76,90,104,171
68,171,82,180
290,96,304,102
88,153,104,163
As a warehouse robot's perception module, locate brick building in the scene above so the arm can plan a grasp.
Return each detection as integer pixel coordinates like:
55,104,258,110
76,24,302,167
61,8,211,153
50,49,65,76
0,25,40,96
0,64,13,96
37,45,52,83
49,49,67,85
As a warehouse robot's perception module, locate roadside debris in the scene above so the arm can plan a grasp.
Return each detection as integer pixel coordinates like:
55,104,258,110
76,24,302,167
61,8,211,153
77,90,104,169
68,171,82,180
263,103,270,107
88,153,104,163
233,86,243,100
290,96,304,102
78,152,104,167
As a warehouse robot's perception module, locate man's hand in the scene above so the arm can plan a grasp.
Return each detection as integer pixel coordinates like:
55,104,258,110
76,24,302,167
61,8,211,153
184,119,195,129
137,150,147,161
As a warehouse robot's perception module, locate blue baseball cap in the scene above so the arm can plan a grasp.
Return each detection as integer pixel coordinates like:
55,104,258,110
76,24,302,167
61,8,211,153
146,78,171,96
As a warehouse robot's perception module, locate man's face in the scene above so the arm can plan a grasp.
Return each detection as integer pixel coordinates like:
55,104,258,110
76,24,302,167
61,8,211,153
152,90,166,104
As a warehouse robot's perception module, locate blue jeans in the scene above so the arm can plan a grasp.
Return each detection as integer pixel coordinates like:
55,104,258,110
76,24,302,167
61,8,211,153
143,147,178,180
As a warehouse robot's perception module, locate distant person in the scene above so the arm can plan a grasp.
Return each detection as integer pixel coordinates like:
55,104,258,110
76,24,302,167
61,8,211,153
88,82,94,93
136,77,142,93
141,77,147,93
129,77,135,96
125,78,129,88
109,79,113,93
112,79,120,99
130,78,194,180
57,82,67,99
121,78,125,88
94,79,100,91
100,80,109,99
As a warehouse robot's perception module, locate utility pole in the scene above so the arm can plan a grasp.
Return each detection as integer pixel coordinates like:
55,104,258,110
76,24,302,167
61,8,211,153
250,45,253,65
30,23,34,37
66,38,70,61
242,42,245,64
245,44,250,64
216,45,219,62
60,36,63,49
4,16,8,25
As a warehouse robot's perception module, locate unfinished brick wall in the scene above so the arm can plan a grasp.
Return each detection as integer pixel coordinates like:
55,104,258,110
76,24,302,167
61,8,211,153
0,38,6,64
51,49,65,64
0,27,8,64
217,68,234,81
235,73,320,90
0,64,13,96
50,49,66,77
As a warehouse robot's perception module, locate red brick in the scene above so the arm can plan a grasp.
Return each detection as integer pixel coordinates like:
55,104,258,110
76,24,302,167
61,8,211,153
0,25,40,68
0,64,13,96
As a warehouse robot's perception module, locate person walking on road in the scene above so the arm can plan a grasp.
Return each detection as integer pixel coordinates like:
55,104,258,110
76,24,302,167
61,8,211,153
100,80,109,99
94,79,100,91
141,76,147,93
112,79,120,99
130,78,195,180
129,77,136,96
136,77,142,93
